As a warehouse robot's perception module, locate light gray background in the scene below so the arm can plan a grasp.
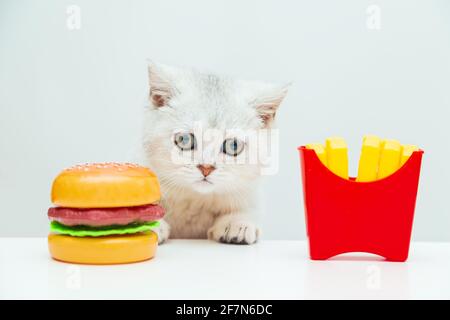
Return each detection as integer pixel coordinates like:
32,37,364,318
1,0,449,240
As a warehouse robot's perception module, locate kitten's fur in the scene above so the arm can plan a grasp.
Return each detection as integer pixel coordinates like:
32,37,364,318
142,62,288,244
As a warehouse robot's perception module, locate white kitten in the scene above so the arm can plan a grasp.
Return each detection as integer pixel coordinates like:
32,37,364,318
142,62,288,244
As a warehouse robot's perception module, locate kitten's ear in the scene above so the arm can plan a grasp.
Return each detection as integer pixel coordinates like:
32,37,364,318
252,84,290,127
148,61,174,108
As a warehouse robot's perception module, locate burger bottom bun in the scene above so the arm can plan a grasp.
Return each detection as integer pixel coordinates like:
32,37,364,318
48,231,158,264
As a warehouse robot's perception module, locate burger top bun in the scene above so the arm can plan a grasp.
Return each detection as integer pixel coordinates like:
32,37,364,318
51,163,161,208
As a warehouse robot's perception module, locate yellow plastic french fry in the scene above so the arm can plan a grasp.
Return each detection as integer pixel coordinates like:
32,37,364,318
378,139,402,179
400,144,418,166
325,137,348,179
357,135,382,182
306,143,327,166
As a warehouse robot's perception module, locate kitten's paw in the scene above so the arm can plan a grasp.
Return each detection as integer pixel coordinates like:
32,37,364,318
153,219,170,244
207,217,260,245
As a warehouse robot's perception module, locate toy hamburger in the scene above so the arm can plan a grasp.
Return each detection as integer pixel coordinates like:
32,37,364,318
48,163,164,264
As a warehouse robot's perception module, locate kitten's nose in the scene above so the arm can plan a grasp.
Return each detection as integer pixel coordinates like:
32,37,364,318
197,164,216,177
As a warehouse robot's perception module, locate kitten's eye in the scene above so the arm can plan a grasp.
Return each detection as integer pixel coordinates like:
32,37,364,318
222,138,244,156
174,132,196,151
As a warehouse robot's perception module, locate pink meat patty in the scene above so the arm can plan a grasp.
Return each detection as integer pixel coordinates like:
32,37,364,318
48,204,164,227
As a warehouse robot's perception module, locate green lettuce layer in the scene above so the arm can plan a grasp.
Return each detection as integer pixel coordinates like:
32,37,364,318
50,221,160,237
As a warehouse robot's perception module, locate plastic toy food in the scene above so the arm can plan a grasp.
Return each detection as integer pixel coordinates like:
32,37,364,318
48,163,164,264
306,136,419,183
305,143,326,165
307,137,349,179
325,137,348,179
299,135,423,261
356,135,382,182
377,139,403,179
401,144,419,165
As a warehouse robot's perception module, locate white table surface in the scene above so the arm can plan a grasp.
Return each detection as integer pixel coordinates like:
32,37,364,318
1,238,449,299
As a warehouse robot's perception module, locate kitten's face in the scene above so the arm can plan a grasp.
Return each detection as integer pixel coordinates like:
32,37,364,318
143,63,287,194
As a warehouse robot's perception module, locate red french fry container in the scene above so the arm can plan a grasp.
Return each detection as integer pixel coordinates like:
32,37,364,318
298,146,424,262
